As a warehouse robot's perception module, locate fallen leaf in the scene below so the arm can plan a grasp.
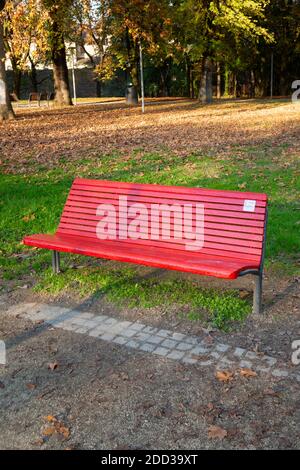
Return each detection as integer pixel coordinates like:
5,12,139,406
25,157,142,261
43,426,56,437
44,415,57,423
207,403,214,412
240,368,257,378
239,289,251,299
48,362,58,371
22,214,35,222
216,370,234,382
120,372,129,381
58,425,71,439
208,425,228,440
42,416,71,440
32,438,45,446
263,388,279,397
26,383,36,390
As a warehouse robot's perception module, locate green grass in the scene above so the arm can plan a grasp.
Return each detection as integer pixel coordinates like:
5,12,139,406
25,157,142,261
1,141,299,329
34,265,250,330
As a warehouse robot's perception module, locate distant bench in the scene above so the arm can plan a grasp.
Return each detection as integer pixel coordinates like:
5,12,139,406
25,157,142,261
28,92,54,107
23,179,268,314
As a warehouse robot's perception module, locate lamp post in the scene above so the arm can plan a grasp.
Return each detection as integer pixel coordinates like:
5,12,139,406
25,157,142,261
139,40,145,113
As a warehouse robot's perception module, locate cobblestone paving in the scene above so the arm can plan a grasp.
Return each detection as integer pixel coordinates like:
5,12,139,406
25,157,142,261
6,302,300,382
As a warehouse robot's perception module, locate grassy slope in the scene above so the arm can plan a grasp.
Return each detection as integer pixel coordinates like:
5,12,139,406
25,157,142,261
1,100,299,329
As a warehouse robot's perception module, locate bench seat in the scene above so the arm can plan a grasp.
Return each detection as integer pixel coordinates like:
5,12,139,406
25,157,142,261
23,233,261,280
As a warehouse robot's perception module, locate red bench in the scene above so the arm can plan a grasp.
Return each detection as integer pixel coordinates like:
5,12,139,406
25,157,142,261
23,178,268,314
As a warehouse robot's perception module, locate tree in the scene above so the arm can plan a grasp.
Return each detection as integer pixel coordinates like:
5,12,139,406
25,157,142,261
43,0,73,106
255,0,300,96
105,0,172,103
71,0,112,97
2,0,49,97
178,0,273,103
0,0,14,121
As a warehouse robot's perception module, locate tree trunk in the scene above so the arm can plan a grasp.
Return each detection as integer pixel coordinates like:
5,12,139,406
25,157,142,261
249,70,255,98
126,61,139,105
160,70,168,97
96,79,102,97
216,62,221,99
0,16,14,122
29,57,38,92
11,59,21,98
125,30,139,105
51,19,72,106
159,60,171,97
198,56,213,104
191,69,195,99
186,56,191,98
224,64,230,97
233,73,237,98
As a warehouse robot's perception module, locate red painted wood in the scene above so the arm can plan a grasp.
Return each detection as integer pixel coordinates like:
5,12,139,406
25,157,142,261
60,215,263,241
23,178,268,279
70,186,267,208
73,178,267,201
23,233,261,279
58,220,262,249
69,190,267,214
65,198,265,224
55,228,261,262
62,208,264,233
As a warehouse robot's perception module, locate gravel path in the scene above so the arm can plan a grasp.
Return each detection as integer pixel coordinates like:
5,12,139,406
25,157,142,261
1,292,300,450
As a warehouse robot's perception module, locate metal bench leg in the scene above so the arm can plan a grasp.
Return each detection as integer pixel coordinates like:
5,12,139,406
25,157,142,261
52,250,61,274
253,272,263,314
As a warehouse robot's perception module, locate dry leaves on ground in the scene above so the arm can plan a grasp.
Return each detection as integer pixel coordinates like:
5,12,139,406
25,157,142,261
208,425,228,440
216,370,234,382
42,415,70,440
1,99,299,174
26,383,36,390
240,368,258,378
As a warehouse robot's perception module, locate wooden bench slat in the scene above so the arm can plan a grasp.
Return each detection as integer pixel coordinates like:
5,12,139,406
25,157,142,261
60,214,263,241
73,178,267,201
23,233,261,279
58,217,263,248
63,202,265,228
69,189,267,213
71,184,267,207
56,227,262,261
62,207,265,233
65,196,266,222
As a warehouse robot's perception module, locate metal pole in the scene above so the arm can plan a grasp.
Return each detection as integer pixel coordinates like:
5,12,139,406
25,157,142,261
139,41,145,113
72,49,77,105
270,52,274,99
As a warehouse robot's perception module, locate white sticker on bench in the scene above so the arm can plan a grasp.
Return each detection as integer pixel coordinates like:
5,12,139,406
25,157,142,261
243,200,256,212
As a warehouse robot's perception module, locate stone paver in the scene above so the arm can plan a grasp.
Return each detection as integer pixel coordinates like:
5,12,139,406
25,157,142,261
5,302,300,382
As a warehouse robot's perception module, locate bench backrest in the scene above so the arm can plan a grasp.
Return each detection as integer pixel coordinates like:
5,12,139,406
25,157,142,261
57,178,268,265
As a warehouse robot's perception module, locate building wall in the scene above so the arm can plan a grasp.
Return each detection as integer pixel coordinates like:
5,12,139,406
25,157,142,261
7,68,127,100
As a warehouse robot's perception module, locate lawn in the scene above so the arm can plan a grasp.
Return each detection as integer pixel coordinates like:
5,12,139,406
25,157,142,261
0,98,299,329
